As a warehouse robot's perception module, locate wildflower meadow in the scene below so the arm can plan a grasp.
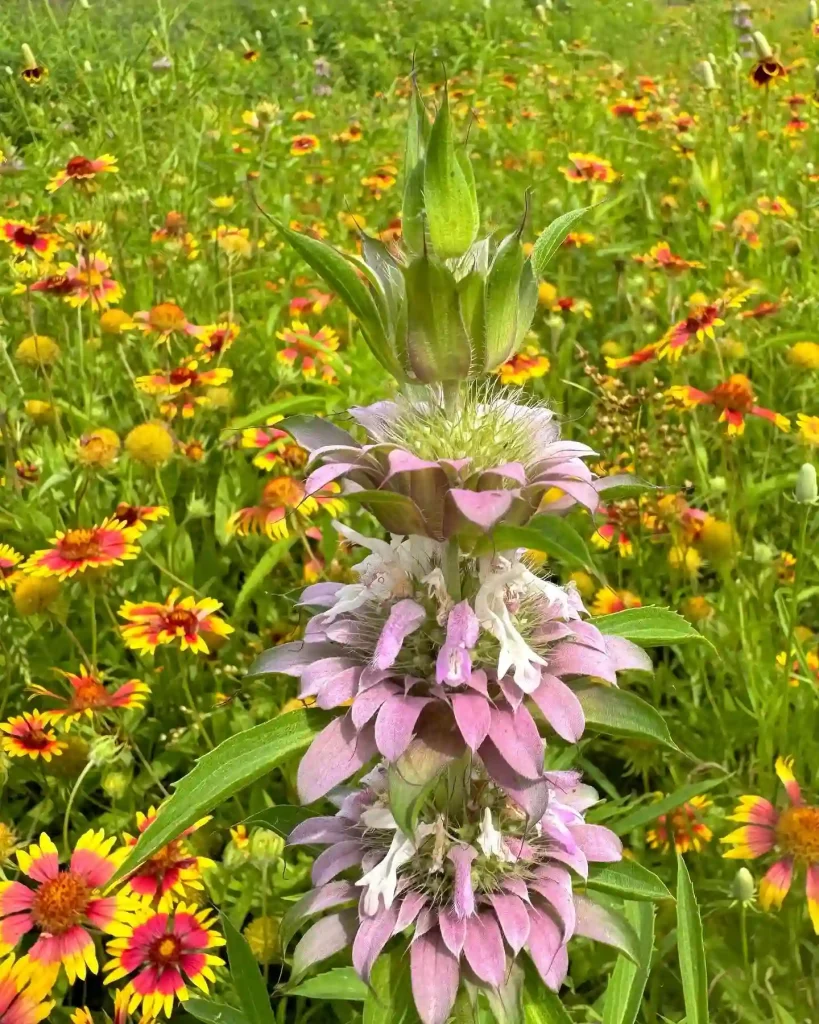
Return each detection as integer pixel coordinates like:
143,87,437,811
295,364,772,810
2,0,819,1021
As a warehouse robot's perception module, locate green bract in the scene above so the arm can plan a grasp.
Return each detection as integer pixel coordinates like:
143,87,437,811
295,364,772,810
274,76,586,386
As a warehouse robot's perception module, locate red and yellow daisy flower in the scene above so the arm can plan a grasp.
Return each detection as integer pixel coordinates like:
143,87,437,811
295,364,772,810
784,116,809,135
496,345,550,386
110,504,169,532
240,417,307,472
289,134,320,157
46,154,118,193
633,241,704,273
118,589,234,655
22,519,141,580
666,374,790,436
288,289,333,318
60,252,123,310
608,98,646,119
559,152,618,184
646,795,712,854
749,57,788,88
757,195,796,218
28,271,79,299
0,713,65,762
104,904,224,1019
211,225,252,259
723,757,819,931
276,320,340,381
562,231,595,248
738,300,780,320
132,304,203,344
0,546,23,590
732,210,761,249
194,322,240,361
228,477,345,541
29,669,149,730
590,587,642,616
591,502,641,558
0,831,130,983
136,360,233,398
123,810,213,909
0,954,54,1024
1,220,59,261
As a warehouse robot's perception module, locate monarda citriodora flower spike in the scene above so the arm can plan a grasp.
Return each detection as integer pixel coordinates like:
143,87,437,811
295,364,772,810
284,767,631,1024
281,392,613,541
251,525,651,809
271,75,587,386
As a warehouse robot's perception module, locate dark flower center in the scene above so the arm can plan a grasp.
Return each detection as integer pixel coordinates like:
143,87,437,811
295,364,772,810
13,226,39,247
58,529,101,561
165,609,198,632
149,933,183,965
66,156,96,178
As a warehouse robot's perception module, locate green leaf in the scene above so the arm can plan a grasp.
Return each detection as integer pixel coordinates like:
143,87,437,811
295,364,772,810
288,967,368,1001
522,957,573,1024
346,489,429,535
595,475,657,501
484,225,526,369
111,710,329,884
273,219,402,379
223,915,276,1024
184,999,249,1024
602,901,655,1024
590,607,710,648
424,89,479,259
388,737,453,838
574,683,678,750
676,854,709,1024
403,254,472,382
587,860,672,902
224,395,328,433
364,948,420,1024
531,206,592,278
492,516,594,571
233,537,296,618
608,777,725,837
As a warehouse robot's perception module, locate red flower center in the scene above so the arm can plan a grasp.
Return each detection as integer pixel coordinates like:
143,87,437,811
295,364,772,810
142,839,187,878
73,678,110,710
21,725,52,749
58,529,101,562
169,366,198,387
165,609,199,633
66,156,96,178
262,477,304,508
31,871,91,934
711,376,754,412
13,226,39,248
149,933,183,965
114,504,140,527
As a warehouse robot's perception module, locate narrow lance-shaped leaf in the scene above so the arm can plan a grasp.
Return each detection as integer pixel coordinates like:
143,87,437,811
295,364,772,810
484,221,526,370
185,1000,249,1024
287,967,369,1002
223,915,277,1024
423,88,479,259
602,901,655,1024
608,777,725,837
531,205,593,278
110,710,329,884
676,854,709,1024
272,219,403,380
514,258,539,353
586,860,672,902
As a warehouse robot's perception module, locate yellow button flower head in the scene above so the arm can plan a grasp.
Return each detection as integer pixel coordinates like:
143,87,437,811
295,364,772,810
125,422,175,467
77,428,120,468
12,575,60,616
15,335,60,367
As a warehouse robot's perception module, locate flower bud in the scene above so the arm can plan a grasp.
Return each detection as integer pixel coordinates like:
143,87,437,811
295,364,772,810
809,0,818,23
752,32,772,59
21,44,36,67
249,828,285,865
102,770,131,799
783,236,801,257
535,4,547,21
700,60,717,90
796,463,818,504
423,89,480,260
731,866,756,902
89,735,122,767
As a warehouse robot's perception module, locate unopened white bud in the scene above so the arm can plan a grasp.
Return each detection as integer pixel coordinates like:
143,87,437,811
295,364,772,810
752,31,772,58
700,60,717,90
809,1,818,23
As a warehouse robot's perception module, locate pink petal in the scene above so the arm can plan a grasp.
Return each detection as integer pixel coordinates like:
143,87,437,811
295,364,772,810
530,673,585,743
410,927,461,1024
375,695,431,761
373,600,427,670
487,704,544,780
451,692,492,752
447,488,514,530
311,841,364,886
489,893,530,955
438,909,467,957
292,910,358,977
352,901,400,982
463,911,506,986
297,716,377,804
570,824,622,863
447,845,477,920
526,905,568,991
